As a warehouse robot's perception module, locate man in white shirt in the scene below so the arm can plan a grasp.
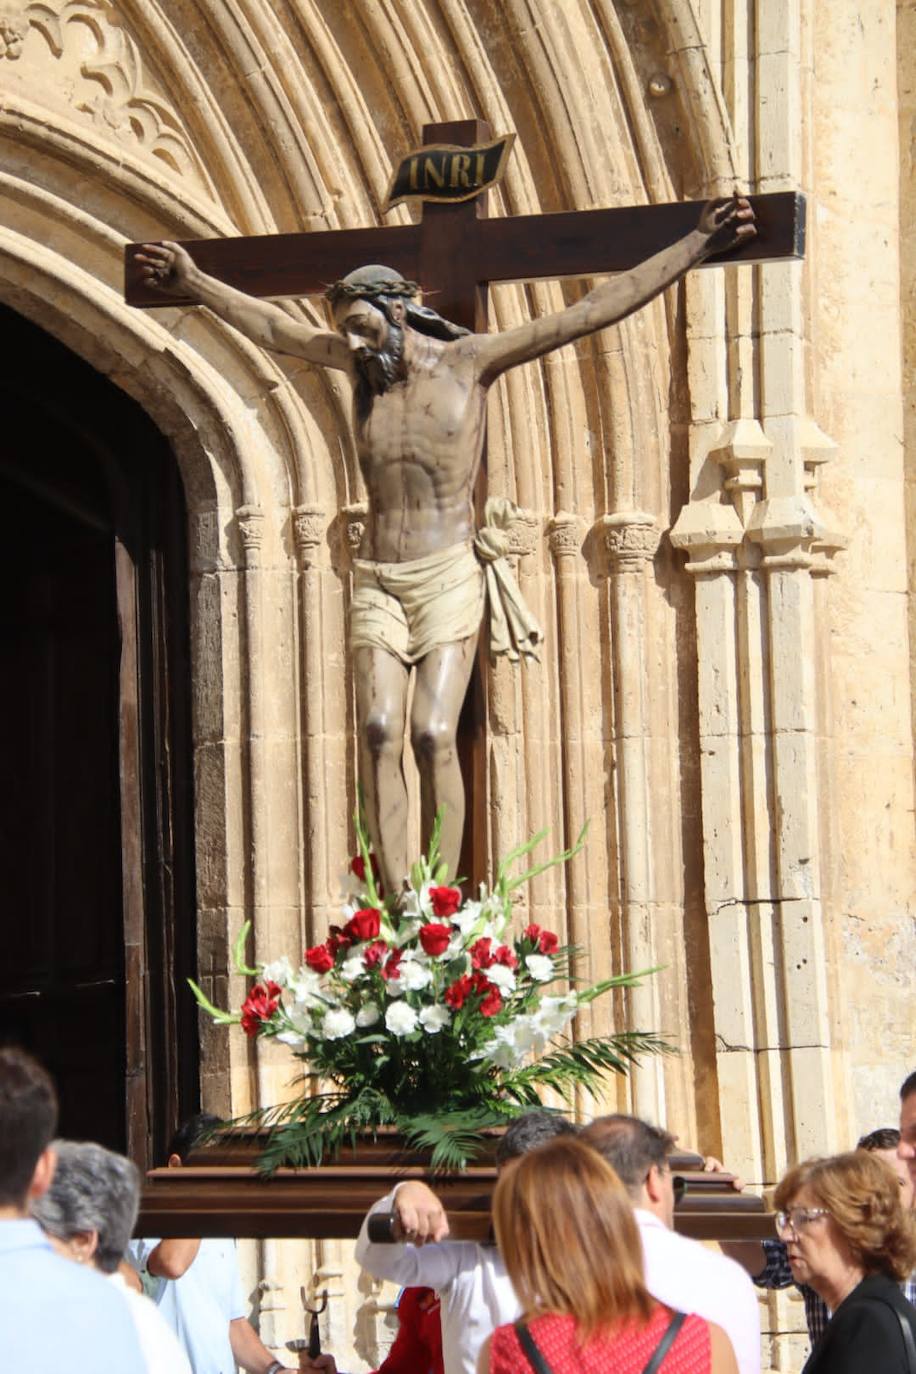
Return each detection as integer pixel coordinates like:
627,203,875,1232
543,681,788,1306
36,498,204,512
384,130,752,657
580,1115,761,1374
355,1110,577,1374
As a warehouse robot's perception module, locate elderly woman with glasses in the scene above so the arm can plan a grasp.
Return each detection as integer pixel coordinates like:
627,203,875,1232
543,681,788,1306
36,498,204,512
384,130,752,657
773,1150,916,1373
31,1140,192,1374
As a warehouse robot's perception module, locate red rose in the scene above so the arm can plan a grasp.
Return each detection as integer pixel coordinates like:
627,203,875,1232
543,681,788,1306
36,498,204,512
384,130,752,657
351,853,383,888
478,982,503,1018
470,937,494,970
363,939,388,969
305,943,334,973
429,885,462,918
344,907,381,942
382,948,404,981
523,923,542,943
327,927,351,956
419,922,452,957
240,980,282,1037
538,930,559,954
445,974,473,1009
492,944,518,969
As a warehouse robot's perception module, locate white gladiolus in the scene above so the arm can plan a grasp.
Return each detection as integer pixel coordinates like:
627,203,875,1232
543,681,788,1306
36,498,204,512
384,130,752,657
451,899,482,934
356,1002,381,1028
418,1004,450,1034
289,968,324,1007
535,993,578,1036
385,1001,419,1036
276,1030,306,1049
321,1008,356,1039
485,963,517,994
524,953,555,982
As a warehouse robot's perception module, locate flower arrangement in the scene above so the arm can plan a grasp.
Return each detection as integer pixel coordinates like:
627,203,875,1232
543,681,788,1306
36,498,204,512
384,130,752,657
191,819,669,1171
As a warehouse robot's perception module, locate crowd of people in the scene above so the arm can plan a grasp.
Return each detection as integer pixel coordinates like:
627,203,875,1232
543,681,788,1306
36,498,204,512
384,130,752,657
1,1044,915,1373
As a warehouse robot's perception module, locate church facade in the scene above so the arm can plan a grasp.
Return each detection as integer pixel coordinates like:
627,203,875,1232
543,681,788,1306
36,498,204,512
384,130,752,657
0,0,913,1367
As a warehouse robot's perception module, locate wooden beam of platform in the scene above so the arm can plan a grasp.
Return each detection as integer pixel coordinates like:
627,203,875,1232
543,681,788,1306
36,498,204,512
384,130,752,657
135,1164,776,1244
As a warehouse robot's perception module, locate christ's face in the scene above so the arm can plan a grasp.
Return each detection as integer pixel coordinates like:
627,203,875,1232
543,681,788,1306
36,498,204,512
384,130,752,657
334,296,405,407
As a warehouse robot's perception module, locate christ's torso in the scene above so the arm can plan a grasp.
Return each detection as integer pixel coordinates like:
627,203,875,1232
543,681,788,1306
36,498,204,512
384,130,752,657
352,339,486,563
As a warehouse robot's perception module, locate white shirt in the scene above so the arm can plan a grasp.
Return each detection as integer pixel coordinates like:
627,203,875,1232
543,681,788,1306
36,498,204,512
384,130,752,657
355,1189,519,1374
636,1209,761,1374
109,1270,193,1374
129,1236,247,1374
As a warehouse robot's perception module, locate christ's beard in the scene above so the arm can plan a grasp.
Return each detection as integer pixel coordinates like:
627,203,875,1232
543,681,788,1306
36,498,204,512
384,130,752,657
353,324,405,417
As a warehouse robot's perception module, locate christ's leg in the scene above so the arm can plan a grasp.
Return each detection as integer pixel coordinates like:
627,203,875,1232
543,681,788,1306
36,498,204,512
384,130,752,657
353,645,410,895
410,635,478,882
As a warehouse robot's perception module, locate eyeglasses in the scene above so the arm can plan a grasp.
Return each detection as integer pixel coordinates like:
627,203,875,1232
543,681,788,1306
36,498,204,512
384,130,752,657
775,1207,830,1237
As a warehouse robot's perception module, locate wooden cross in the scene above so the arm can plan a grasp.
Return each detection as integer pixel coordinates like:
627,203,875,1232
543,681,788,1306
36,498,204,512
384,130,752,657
125,118,804,881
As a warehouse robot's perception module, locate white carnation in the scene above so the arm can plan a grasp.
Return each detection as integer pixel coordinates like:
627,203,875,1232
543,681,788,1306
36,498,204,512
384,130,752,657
418,1004,450,1034
289,968,324,1007
261,955,293,987
524,953,555,983
395,959,432,992
339,955,366,983
356,1002,381,1028
321,1008,356,1039
385,1001,419,1036
485,963,517,994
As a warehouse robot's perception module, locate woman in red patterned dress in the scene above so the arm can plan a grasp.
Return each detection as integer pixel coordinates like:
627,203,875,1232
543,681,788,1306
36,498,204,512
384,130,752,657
477,1136,737,1374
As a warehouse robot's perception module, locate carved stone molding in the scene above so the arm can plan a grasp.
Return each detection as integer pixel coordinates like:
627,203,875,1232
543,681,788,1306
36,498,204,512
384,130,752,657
4,0,212,188
547,510,585,564
235,504,265,567
709,418,772,526
293,504,326,569
339,501,368,566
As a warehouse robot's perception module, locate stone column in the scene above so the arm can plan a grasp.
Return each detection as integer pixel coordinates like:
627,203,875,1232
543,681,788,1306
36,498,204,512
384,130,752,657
591,510,666,1122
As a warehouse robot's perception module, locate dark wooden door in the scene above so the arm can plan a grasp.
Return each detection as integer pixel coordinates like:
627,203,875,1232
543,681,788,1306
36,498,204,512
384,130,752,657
0,306,198,1167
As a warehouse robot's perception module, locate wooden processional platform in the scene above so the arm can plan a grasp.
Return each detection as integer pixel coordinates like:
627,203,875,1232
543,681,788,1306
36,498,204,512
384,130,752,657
136,1135,775,1243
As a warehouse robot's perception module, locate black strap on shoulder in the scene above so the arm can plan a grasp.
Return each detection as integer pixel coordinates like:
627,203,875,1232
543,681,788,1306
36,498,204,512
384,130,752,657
641,1310,687,1374
514,1310,687,1374
514,1322,554,1374
872,1296,916,1374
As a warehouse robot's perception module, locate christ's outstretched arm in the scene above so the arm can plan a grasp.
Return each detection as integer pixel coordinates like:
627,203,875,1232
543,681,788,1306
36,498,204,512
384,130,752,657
472,196,755,384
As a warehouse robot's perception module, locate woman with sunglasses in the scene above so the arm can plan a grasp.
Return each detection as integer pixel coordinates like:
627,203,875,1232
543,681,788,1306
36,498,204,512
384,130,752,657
773,1150,916,1373
477,1136,737,1374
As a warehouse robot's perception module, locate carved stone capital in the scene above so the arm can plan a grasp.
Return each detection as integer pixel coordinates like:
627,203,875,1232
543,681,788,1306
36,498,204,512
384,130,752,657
502,506,541,558
293,504,326,568
235,504,264,567
598,511,659,575
341,502,368,558
547,511,585,563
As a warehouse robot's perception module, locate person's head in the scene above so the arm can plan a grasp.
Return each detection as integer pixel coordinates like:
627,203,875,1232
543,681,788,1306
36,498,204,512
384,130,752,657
167,1112,224,1167
856,1127,914,1211
494,1109,578,1167
31,1140,140,1273
899,1071,916,1194
0,1047,58,1214
324,266,468,414
492,1135,653,1340
773,1151,916,1301
580,1114,678,1227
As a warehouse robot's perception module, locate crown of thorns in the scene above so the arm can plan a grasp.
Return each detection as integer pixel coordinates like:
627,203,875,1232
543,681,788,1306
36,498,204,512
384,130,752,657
323,277,420,307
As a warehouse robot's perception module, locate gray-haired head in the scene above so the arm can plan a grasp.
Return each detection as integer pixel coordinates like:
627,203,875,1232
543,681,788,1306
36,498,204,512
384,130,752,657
324,265,470,342
495,1109,579,1166
31,1139,140,1274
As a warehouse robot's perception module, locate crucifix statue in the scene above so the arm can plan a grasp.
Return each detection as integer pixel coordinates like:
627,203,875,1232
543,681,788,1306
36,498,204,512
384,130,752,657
126,119,803,896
